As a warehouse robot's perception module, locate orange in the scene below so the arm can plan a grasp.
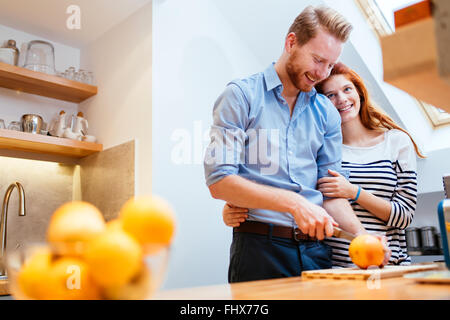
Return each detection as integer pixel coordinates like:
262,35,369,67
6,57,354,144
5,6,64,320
45,257,100,300
105,218,124,232
102,262,152,300
47,201,106,247
119,195,176,251
84,228,143,287
17,247,52,300
349,234,385,269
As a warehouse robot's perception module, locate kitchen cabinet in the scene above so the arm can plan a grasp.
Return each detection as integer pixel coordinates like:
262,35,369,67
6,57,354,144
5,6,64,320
0,62,102,158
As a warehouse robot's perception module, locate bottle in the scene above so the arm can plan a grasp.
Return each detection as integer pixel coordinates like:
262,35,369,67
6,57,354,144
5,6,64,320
72,111,88,136
5,40,19,66
48,110,67,137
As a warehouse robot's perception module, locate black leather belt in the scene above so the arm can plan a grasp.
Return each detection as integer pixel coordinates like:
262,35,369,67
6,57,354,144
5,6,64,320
234,221,317,241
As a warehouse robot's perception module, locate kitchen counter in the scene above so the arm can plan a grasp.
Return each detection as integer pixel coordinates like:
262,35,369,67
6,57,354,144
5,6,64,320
154,274,450,300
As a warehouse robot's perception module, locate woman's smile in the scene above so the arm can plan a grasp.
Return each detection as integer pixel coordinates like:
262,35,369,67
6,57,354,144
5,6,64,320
337,103,353,113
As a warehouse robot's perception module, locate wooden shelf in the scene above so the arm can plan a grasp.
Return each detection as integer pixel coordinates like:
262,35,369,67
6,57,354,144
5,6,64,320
0,62,97,103
0,129,103,158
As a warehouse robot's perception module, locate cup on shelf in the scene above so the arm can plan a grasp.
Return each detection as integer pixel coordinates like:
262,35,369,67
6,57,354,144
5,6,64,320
61,67,94,84
8,121,22,131
73,71,81,82
86,71,94,85
21,114,43,134
40,121,48,135
65,67,76,80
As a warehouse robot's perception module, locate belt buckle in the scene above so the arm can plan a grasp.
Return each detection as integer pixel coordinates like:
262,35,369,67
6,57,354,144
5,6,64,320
293,228,302,241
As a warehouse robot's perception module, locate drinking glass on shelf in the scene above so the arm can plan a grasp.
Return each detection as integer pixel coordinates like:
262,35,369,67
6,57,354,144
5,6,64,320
74,71,81,82
8,121,22,131
86,71,94,85
0,119,5,129
65,67,76,80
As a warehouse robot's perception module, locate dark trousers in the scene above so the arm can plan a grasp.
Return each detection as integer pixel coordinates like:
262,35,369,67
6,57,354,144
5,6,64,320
228,228,332,283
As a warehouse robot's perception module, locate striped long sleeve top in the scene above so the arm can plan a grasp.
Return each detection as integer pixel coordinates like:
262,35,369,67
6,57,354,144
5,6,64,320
324,129,418,268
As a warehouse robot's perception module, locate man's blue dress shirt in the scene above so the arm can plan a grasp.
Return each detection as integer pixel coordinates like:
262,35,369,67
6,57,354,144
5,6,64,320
204,63,345,227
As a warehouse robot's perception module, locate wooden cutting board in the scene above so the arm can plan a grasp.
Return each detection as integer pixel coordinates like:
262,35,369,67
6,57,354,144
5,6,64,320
302,263,443,280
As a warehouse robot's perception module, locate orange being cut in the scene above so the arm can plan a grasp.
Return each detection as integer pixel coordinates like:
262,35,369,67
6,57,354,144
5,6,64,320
348,234,385,269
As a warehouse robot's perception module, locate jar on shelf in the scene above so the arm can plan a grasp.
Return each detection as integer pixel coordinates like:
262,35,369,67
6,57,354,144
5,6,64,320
5,40,20,66
8,121,22,131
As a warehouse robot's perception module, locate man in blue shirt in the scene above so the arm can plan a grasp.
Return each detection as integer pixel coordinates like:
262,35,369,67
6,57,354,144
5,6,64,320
204,6,368,283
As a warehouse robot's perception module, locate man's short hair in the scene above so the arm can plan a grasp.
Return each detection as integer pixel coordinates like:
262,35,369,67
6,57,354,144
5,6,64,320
288,5,353,46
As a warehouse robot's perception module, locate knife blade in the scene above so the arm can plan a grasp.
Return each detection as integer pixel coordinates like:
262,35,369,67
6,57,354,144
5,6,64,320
332,227,356,241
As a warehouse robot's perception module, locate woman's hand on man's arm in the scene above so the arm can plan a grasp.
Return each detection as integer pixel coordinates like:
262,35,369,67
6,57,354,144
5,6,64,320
317,169,358,199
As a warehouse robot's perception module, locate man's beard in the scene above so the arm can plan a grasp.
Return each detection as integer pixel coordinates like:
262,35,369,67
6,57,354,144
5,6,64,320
285,50,313,92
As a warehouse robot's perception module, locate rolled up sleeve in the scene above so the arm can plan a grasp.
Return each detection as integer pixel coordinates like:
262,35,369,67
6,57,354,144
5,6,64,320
316,106,346,180
204,83,249,187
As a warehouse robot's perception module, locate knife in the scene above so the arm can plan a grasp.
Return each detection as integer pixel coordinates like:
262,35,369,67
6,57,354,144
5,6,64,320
332,227,356,241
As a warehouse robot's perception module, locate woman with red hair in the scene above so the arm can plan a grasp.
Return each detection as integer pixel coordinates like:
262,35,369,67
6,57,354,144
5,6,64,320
313,62,423,267
223,62,423,268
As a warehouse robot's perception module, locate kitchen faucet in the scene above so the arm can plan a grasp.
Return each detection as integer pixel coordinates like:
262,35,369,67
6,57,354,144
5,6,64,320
0,182,26,276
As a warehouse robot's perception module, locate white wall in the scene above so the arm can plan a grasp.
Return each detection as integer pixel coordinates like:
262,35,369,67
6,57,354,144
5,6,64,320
79,2,153,195
0,24,79,136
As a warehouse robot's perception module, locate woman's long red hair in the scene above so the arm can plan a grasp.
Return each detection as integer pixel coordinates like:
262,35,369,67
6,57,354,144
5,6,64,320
315,62,425,158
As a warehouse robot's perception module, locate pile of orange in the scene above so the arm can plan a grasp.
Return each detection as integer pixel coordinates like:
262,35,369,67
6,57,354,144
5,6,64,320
16,195,176,300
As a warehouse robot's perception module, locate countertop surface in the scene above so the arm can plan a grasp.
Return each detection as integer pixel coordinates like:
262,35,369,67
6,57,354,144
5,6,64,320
154,274,450,300
1,267,449,300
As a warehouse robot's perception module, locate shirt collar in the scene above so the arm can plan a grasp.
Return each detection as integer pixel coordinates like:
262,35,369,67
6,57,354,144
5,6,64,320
263,62,318,99
263,63,282,92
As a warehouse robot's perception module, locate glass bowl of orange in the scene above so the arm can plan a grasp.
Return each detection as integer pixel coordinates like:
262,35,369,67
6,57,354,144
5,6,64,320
5,196,176,300
6,242,170,300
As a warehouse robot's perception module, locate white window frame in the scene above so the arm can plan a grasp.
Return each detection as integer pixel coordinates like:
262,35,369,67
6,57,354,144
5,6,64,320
354,0,450,128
